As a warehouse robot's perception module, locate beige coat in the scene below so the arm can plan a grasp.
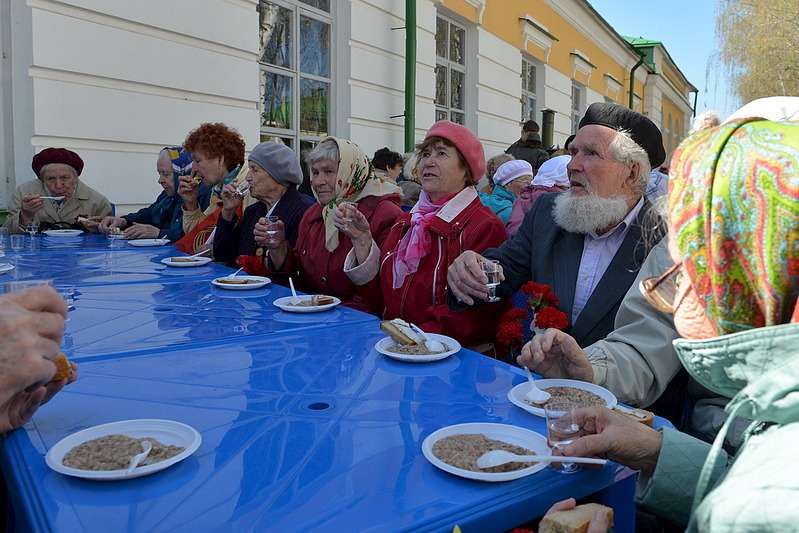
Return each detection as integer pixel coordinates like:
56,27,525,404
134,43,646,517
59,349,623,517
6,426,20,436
4,179,112,233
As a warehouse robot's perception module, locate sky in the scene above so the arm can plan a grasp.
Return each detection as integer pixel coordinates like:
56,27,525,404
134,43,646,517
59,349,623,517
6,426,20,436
587,0,738,118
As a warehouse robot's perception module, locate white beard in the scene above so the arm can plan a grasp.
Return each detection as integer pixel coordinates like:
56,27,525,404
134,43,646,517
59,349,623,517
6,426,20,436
552,191,631,234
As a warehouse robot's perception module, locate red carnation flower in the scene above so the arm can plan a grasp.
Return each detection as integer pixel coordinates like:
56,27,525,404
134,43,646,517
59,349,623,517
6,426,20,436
535,306,569,330
497,320,524,345
501,308,529,322
236,255,267,276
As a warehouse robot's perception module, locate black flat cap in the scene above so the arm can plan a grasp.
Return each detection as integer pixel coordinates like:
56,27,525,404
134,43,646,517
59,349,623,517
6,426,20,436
579,103,666,167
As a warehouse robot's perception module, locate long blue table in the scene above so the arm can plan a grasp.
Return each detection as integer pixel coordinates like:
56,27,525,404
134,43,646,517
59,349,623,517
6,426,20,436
0,239,648,532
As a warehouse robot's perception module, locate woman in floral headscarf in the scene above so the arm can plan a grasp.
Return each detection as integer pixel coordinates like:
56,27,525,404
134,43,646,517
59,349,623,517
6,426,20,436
340,121,509,348
99,147,212,241
543,117,799,531
249,137,402,313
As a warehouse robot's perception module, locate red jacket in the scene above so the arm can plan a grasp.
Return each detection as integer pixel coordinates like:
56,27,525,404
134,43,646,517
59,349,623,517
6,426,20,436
266,193,402,314
369,188,508,347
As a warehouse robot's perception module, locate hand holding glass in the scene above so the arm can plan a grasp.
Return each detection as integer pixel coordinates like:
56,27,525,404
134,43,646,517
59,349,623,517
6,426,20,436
544,401,582,474
264,216,280,243
340,202,357,231
481,259,501,302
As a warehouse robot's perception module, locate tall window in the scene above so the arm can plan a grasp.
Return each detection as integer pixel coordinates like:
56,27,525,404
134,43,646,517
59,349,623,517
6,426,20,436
435,16,466,125
571,83,586,134
521,57,541,123
259,0,332,151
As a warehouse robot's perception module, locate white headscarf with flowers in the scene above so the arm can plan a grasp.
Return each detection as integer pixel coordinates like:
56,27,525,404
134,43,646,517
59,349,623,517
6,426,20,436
313,137,400,252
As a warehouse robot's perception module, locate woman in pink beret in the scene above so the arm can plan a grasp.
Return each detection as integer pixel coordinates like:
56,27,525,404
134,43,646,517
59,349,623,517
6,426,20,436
341,121,509,350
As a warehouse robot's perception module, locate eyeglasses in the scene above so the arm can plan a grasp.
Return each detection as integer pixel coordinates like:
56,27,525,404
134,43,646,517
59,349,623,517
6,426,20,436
639,262,682,313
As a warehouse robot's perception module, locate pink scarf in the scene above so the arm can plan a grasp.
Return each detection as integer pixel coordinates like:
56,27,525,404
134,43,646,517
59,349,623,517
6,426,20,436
392,190,454,289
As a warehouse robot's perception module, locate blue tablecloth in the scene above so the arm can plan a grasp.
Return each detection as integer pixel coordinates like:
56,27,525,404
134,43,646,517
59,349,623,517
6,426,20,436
0,240,648,532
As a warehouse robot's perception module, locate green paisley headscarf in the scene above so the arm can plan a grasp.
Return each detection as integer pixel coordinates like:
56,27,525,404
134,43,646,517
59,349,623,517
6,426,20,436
669,118,799,335
313,137,400,252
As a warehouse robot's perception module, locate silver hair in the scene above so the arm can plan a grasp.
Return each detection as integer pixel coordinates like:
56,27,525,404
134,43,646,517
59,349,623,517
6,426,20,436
691,110,721,133
608,130,651,196
304,140,340,174
38,162,78,180
403,151,420,180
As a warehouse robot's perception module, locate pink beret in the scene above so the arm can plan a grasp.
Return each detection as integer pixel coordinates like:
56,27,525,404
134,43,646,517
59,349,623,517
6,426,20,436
425,121,486,183
32,148,84,177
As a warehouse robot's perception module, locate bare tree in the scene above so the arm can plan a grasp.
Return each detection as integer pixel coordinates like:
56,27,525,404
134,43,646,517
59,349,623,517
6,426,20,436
716,0,799,104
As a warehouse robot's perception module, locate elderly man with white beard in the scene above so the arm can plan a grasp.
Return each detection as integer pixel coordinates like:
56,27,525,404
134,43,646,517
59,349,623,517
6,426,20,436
447,103,665,348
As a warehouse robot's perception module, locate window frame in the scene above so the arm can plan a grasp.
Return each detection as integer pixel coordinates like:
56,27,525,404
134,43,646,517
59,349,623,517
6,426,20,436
435,15,467,125
258,0,334,149
521,56,543,124
571,82,586,134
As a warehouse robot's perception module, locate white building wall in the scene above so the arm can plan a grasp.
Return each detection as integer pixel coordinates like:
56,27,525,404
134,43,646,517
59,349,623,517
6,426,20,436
542,66,574,147
474,29,523,160
8,0,261,214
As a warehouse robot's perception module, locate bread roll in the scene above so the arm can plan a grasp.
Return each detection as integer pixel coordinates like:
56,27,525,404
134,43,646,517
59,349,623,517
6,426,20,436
539,503,613,533
51,352,71,382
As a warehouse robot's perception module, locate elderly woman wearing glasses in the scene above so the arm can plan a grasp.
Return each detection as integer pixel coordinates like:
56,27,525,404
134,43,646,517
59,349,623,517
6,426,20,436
522,117,799,530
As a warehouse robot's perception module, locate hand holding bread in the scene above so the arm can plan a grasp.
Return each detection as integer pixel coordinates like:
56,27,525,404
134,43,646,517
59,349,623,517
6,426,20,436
540,500,612,533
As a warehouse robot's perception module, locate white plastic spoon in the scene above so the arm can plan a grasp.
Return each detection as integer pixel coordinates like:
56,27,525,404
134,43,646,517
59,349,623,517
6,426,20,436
288,277,301,305
524,366,551,404
39,196,65,200
126,440,152,474
409,323,446,352
227,267,244,279
187,249,211,259
476,449,607,469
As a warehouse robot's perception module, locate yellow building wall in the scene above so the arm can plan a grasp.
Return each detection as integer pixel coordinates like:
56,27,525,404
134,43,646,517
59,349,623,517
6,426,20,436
660,96,686,160
451,0,646,105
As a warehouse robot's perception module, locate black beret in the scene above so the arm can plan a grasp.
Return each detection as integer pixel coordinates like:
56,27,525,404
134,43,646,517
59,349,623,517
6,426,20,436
579,103,666,167
32,147,84,177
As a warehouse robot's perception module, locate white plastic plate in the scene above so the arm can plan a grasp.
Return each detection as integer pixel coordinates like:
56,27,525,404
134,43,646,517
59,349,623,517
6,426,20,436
273,295,340,313
422,422,549,482
44,229,83,237
375,333,460,363
508,378,617,417
211,276,270,290
128,239,170,247
161,257,213,268
45,419,201,481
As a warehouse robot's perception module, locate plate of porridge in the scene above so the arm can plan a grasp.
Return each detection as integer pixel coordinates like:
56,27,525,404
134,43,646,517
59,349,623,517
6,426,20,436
45,419,201,480
508,378,617,417
375,333,460,363
422,422,550,482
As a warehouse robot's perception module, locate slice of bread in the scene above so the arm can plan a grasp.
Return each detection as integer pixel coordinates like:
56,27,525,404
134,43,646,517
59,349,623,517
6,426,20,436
312,295,335,305
539,503,613,533
51,352,71,382
380,319,424,345
613,405,655,427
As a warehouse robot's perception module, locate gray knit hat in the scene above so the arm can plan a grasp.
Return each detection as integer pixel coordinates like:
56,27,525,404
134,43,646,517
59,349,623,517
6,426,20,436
247,142,302,186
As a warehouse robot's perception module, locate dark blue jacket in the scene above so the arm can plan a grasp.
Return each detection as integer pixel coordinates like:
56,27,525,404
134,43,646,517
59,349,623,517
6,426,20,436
122,186,212,242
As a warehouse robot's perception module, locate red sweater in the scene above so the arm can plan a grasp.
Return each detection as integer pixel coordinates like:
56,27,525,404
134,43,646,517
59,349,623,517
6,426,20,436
365,189,509,347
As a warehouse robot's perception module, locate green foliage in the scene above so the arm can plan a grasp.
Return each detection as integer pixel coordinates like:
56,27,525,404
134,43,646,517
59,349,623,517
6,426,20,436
716,0,799,104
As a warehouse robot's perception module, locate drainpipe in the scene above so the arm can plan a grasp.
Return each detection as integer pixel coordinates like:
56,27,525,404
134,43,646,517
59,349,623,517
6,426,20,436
404,1,417,152
628,52,645,110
